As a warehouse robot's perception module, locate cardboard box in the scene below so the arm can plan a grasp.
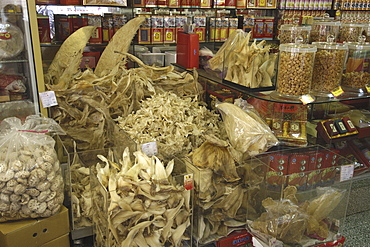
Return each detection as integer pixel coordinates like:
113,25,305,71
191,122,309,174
216,229,252,247
0,206,69,247
40,233,70,247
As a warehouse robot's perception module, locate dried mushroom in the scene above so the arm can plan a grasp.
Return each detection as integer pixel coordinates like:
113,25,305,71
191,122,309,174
0,116,65,222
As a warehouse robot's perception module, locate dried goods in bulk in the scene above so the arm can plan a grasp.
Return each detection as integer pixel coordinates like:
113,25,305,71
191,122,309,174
338,23,365,42
0,116,65,222
279,25,311,44
342,42,370,90
309,21,341,43
276,44,316,97
311,43,348,94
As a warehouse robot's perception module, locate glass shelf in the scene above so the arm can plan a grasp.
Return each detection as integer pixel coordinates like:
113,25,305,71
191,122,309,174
195,68,370,105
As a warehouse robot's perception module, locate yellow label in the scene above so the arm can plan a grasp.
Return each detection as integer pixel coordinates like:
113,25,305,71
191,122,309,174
259,0,266,6
299,94,315,105
165,31,173,41
220,28,228,40
153,31,161,42
196,30,203,41
331,86,344,97
365,84,370,93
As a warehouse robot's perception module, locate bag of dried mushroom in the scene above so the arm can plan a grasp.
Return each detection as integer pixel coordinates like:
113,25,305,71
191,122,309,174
0,115,66,222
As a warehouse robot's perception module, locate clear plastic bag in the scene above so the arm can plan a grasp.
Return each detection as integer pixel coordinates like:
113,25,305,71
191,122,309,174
216,101,279,158
0,115,66,221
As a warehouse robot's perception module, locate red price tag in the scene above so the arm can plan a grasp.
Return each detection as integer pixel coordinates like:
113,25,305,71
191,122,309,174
184,174,194,190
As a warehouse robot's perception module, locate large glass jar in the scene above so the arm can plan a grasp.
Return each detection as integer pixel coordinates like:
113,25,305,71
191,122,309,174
338,23,365,42
311,42,348,96
310,21,341,43
278,24,311,44
342,41,370,92
275,43,317,98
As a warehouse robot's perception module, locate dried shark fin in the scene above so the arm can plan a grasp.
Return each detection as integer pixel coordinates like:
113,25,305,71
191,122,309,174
45,26,96,91
95,16,145,76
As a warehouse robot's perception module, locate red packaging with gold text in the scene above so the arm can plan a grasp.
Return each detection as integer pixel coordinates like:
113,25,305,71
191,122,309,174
266,153,289,189
157,0,167,7
225,0,237,7
228,18,238,37
191,0,200,7
287,154,309,190
237,0,247,8
102,14,114,42
209,18,221,42
200,0,212,7
138,15,151,44
37,15,51,44
164,16,176,43
181,0,191,7
151,16,164,44
220,18,229,42
168,0,180,7
194,16,206,42
87,15,102,44
72,15,88,33
264,17,274,39
306,151,325,189
321,149,340,185
145,0,157,7
54,14,73,42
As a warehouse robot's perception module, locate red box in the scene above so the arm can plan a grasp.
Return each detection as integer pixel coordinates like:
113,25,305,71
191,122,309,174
287,154,309,189
80,52,101,69
54,15,73,41
71,15,87,33
86,15,102,44
253,17,264,38
60,0,82,4
176,32,199,69
37,15,51,44
216,229,252,247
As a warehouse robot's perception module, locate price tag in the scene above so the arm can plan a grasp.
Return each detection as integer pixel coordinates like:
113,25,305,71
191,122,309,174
141,141,158,157
365,84,370,93
184,174,194,190
331,86,344,97
340,164,354,182
299,94,315,105
39,91,58,108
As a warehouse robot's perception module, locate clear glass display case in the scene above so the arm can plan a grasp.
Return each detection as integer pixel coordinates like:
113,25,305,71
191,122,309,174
0,0,46,122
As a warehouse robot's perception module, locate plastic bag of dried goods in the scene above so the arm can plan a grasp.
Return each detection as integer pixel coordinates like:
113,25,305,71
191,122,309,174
0,115,66,222
216,101,279,158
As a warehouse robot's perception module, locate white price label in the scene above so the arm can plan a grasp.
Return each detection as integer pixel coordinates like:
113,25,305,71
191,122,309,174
141,141,158,157
340,164,354,182
39,91,58,108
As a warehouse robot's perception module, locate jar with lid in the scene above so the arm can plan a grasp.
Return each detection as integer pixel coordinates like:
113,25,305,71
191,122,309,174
310,21,341,43
275,43,317,99
363,23,370,42
278,24,312,44
338,22,365,42
311,38,348,96
342,37,370,92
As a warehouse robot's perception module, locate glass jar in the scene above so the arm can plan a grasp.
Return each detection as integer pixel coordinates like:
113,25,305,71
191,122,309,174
310,21,341,43
342,41,370,92
275,43,317,98
278,24,311,44
311,41,348,96
338,22,365,42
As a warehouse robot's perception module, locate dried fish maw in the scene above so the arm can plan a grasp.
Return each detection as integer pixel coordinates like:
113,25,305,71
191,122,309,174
283,185,298,205
278,213,307,244
306,188,343,222
192,141,240,182
172,219,189,247
95,17,145,76
45,26,96,90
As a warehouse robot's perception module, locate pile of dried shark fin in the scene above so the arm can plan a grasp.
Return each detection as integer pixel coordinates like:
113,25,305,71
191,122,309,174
208,29,277,88
188,136,265,243
44,17,203,151
92,148,191,247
